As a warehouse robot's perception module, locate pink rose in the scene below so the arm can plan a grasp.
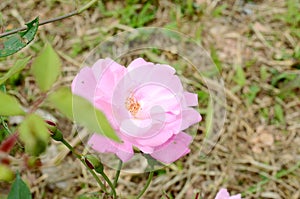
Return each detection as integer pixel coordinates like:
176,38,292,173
72,58,201,164
215,189,242,199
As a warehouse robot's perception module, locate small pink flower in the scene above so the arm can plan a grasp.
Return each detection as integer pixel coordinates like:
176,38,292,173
215,188,242,199
72,58,201,164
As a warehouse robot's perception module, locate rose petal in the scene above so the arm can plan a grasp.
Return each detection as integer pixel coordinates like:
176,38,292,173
134,84,180,117
88,134,134,162
215,188,242,199
180,108,202,131
230,194,242,199
91,59,107,78
72,67,97,102
134,126,174,148
183,92,198,106
156,64,176,75
95,58,126,101
215,189,230,199
150,132,192,164
127,58,152,71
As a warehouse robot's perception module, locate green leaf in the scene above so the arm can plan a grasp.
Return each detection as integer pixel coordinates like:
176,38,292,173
0,92,25,116
18,114,49,156
0,57,31,85
0,164,14,181
47,88,120,141
0,17,39,57
47,88,73,119
8,172,32,199
31,43,62,91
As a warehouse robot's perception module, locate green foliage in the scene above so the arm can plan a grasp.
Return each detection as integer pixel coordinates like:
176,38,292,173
271,71,297,87
212,4,227,17
47,88,73,119
197,90,209,105
269,69,299,100
277,75,300,99
0,164,14,181
154,169,166,176
0,57,31,85
18,114,50,156
233,65,246,86
278,0,300,38
8,172,32,199
0,85,10,141
259,107,269,122
244,84,260,105
71,42,84,57
293,46,300,61
274,103,285,124
47,88,119,142
76,195,99,199
0,17,39,57
210,47,222,72
0,92,25,116
31,43,62,92
174,0,204,17
98,1,156,28
260,66,269,81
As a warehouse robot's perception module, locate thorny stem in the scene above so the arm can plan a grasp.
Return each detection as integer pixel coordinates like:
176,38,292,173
136,171,154,199
0,0,97,38
60,137,107,193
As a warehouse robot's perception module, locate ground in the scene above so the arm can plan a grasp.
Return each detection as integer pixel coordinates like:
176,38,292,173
0,0,299,199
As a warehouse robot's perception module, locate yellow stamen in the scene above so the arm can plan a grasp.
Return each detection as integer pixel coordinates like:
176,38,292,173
126,96,140,116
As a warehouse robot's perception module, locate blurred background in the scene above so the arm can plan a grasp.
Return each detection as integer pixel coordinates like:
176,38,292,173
0,0,299,198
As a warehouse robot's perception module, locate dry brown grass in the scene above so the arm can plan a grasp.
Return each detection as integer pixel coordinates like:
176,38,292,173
0,0,299,198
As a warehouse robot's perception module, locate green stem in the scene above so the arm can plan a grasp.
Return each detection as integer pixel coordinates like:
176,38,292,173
60,138,107,193
99,170,117,199
136,171,154,199
0,0,97,38
81,159,107,193
113,159,123,187
60,138,80,158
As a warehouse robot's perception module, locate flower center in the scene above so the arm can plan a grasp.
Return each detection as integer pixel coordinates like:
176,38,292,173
125,96,140,116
